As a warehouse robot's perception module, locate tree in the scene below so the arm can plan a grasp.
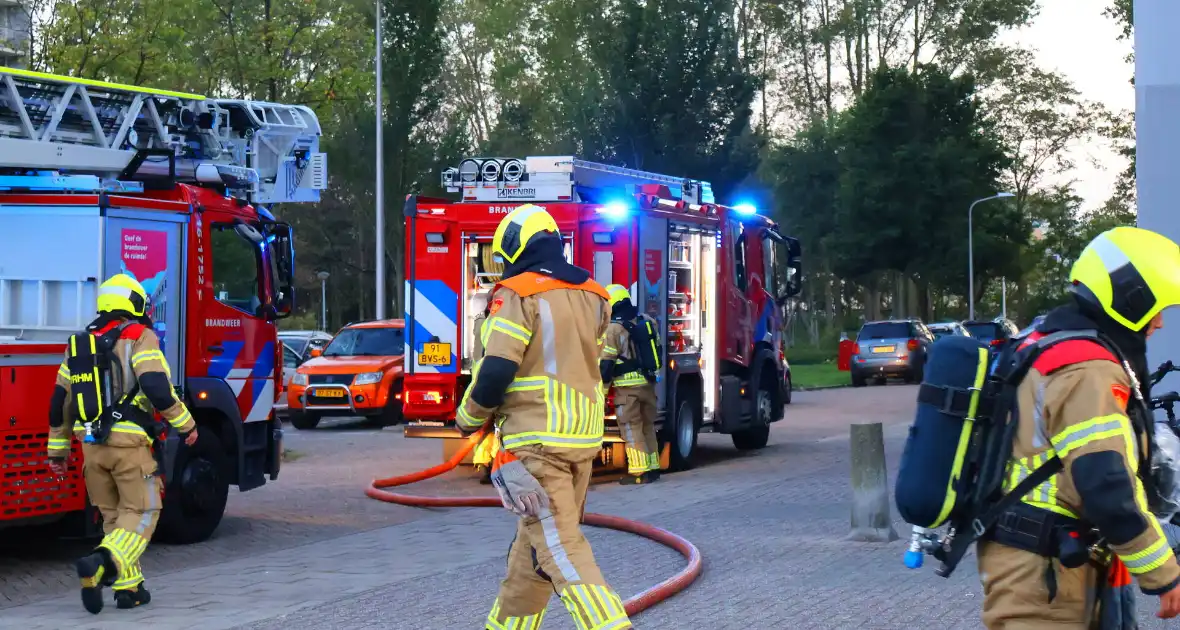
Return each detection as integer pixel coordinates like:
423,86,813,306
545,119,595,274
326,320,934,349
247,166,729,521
831,64,1015,315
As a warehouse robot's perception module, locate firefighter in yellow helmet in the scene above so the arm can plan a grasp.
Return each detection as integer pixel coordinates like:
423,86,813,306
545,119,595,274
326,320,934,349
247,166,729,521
978,226,1180,627
454,204,633,629
46,274,198,614
601,284,662,484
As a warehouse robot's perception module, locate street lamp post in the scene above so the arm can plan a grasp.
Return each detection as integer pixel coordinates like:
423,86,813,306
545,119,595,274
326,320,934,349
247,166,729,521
316,270,330,331
968,192,1015,320
374,0,386,320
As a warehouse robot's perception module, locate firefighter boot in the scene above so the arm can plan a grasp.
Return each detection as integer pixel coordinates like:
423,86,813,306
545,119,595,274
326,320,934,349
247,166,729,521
114,583,152,609
75,549,115,614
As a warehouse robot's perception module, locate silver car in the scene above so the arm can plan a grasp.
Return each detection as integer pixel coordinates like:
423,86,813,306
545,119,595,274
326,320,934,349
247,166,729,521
927,322,971,340
850,319,934,387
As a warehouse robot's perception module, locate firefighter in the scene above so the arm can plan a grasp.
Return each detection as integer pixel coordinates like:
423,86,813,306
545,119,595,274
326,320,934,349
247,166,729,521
601,284,661,484
454,204,632,630
978,226,1180,627
470,308,496,484
46,274,198,615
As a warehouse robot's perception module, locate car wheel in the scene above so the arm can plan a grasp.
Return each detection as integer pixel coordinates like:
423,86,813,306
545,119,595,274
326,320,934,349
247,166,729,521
291,412,321,430
851,370,866,387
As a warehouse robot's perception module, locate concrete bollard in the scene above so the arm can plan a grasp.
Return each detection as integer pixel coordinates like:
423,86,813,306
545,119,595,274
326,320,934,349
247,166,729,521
846,422,899,543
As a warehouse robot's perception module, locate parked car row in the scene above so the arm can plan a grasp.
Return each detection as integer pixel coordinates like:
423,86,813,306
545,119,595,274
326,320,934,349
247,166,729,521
849,315,1021,387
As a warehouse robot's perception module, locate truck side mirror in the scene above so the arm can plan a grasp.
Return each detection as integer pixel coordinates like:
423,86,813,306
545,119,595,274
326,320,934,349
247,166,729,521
265,223,296,319
781,235,802,300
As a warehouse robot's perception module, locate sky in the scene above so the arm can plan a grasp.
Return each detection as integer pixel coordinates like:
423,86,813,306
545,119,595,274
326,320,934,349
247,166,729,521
1002,0,1134,209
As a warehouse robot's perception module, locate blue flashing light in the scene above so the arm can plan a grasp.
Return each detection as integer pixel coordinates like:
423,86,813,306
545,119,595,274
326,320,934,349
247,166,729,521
602,200,630,220
733,203,758,216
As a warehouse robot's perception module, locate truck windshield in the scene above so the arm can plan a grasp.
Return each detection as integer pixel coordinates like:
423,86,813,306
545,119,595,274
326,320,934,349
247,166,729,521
323,327,404,357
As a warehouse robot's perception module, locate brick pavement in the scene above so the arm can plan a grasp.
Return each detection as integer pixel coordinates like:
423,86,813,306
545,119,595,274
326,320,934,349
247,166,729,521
3,385,1177,629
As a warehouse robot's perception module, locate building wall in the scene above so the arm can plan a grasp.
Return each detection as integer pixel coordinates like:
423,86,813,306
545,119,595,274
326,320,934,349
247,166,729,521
0,1,31,69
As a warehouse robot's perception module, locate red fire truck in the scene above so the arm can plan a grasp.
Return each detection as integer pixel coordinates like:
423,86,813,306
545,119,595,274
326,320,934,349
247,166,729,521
400,156,801,470
0,67,326,542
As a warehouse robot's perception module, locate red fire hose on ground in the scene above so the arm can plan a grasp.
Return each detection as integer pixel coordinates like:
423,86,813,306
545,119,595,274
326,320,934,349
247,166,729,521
365,429,703,617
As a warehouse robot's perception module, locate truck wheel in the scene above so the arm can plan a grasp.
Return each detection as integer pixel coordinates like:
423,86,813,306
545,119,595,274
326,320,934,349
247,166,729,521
783,373,793,405
291,412,321,430
663,385,700,471
732,425,770,450
156,430,230,544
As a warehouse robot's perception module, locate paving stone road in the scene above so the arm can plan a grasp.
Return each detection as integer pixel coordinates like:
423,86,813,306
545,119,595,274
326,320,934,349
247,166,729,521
2,384,1176,629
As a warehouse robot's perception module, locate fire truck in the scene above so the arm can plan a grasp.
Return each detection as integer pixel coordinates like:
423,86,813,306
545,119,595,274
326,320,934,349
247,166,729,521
0,67,326,542
400,156,801,470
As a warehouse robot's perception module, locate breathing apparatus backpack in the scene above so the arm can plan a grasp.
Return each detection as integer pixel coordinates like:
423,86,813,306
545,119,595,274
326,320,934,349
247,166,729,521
616,314,662,384
66,321,149,445
893,327,1139,577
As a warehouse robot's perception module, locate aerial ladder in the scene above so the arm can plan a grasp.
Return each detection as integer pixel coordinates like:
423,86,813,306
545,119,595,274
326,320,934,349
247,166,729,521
0,66,327,205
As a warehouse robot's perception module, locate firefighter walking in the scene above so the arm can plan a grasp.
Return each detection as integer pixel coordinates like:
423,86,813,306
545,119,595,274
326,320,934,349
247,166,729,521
978,227,1180,627
455,204,632,629
471,309,497,484
601,284,661,484
46,274,198,614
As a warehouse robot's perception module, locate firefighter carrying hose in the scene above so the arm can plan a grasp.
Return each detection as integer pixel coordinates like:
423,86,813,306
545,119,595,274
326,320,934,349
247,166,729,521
45,274,198,614
454,204,633,629
978,227,1180,627
601,284,662,484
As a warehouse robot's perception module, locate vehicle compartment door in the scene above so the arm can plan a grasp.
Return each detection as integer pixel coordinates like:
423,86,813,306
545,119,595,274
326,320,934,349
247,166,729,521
102,209,186,384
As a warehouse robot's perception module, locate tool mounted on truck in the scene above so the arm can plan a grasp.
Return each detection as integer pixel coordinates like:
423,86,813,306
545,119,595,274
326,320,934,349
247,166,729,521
402,155,801,471
0,66,325,543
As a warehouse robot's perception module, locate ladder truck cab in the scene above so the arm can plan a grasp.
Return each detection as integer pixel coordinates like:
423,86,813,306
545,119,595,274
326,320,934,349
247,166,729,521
401,156,802,470
0,67,327,543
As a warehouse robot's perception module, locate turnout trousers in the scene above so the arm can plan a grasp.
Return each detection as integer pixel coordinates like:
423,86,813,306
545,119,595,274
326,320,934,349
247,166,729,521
485,445,632,630
978,540,1100,629
82,443,162,592
614,386,658,475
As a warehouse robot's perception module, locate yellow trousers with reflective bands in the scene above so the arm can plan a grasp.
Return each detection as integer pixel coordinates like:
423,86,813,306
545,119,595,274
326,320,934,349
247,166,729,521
485,446,632,630
82,443,161,592
615,386,658,475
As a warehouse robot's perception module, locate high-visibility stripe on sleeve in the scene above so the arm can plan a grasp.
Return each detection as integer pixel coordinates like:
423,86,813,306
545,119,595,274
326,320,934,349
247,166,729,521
131,350,166,369
166,408,192,429
456,405,483,429
57,363,70,379
47,437,70,450
1121,536,1176,574
486,317,532,344
1049,414,1129,458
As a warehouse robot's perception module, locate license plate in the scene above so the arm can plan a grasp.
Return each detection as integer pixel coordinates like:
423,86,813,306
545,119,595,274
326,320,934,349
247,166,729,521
871,346,895,354
315,388,346,398
418,342,452,366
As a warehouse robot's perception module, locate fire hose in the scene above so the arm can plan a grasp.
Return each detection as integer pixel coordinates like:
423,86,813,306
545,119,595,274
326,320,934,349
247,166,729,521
365,428,702,617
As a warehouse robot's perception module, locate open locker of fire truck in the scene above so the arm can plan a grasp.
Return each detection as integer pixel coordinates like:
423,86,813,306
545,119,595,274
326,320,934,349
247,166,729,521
401,156,801,470
0,66,326,542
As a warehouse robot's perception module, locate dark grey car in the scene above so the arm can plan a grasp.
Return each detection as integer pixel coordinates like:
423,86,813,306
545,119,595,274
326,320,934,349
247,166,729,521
850,319,934,387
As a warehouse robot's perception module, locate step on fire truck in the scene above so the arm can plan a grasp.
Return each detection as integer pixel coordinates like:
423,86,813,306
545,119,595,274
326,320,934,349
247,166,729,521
401,156,801,470
0,67,327,543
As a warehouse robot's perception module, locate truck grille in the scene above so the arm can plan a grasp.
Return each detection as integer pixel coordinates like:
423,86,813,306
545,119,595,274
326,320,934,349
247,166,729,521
309,374,354,385
1,430,86,521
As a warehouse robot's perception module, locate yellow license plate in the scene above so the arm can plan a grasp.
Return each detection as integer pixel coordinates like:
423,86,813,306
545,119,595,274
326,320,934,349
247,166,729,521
315,388,347,398
871,346,895,354
419,342,452,366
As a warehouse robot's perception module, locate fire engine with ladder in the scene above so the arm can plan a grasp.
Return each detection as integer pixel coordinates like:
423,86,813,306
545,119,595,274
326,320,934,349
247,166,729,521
0,66,327,543
401,156,801,470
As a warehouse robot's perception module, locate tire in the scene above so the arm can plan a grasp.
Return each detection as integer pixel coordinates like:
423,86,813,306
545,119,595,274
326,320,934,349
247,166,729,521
663,385,700,472
378,387,403,427
783,373,793,405
874,376,887,386
732,425,770,450
155,429,230,544
291,412,321,430
851,370,867,387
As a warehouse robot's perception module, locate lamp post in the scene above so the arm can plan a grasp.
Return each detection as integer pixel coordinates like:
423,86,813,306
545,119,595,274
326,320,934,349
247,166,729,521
316,270,330,331
374,0,386,320
968,192,1015,320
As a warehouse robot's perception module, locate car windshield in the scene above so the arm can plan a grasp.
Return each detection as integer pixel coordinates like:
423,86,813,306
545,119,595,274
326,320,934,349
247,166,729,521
929,326,955,339
964,323,999,341
858,322,910,340
322,327,404,357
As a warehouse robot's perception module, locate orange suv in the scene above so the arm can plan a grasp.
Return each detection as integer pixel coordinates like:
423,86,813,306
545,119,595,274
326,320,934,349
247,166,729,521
286,319,405,430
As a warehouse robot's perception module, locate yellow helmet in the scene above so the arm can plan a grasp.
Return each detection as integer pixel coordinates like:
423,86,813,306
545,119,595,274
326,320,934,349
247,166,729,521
606,284,631,306
492,204,560,265
97,273,148,317
1069,226,1180,332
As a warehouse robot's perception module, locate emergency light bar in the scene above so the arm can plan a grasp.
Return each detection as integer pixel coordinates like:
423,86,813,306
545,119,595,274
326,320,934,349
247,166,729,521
441,155,715,205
